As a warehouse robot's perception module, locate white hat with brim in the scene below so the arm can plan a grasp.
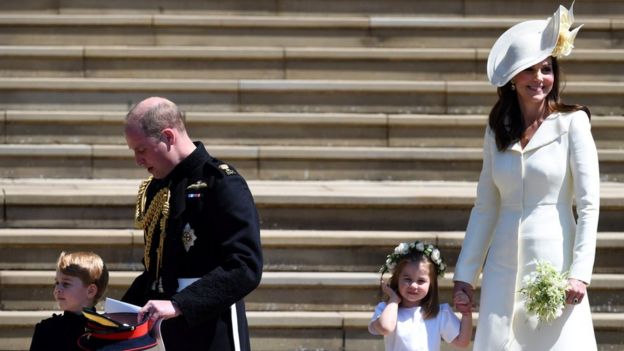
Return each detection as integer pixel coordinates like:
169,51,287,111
487,4,582,87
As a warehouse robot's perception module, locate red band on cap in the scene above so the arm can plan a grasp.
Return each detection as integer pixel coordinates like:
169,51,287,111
89,320,151,341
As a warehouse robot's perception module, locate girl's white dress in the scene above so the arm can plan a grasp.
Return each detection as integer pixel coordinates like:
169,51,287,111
368,302,460,351
454,111,599,350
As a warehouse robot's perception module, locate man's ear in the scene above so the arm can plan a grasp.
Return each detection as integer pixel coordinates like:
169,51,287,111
161,128,176,148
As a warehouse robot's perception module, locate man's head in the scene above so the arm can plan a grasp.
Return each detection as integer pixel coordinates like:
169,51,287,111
125,97,195,179
54,251,109,312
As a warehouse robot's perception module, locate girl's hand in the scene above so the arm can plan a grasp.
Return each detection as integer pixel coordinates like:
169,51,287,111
453,281,474,314
380,278,401,304
566,278,587,305
454,291,472,314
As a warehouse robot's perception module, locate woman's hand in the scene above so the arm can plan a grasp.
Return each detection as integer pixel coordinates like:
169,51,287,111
566,278,587,305
380,278,401,304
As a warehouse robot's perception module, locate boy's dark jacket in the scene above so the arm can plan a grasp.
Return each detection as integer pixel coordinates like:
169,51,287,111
30,311,88,351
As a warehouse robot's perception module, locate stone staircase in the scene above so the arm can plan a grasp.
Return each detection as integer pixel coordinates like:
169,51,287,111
1,1,624,350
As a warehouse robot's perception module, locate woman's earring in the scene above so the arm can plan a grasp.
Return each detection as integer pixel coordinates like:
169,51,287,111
511,81,516,91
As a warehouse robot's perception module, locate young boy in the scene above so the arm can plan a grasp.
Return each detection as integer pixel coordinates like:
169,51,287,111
29,251,109,351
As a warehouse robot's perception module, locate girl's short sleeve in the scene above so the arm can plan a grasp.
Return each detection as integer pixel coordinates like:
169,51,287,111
368,302,387,335
438,303,461,343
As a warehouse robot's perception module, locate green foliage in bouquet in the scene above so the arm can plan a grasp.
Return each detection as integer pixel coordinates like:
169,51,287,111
519,260,568,323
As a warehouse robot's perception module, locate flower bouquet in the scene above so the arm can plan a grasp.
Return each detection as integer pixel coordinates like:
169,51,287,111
519,260,568,323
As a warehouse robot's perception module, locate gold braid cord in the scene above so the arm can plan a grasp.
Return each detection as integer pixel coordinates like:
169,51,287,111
135,176,170,280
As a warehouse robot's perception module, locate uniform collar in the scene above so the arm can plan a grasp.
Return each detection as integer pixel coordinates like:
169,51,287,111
509,112,570,152
163,142,209,183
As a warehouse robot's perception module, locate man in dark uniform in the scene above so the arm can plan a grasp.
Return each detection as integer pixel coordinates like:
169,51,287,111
122,96,263,351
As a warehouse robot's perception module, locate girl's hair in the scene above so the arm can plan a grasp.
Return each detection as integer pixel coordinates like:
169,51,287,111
57,251,109,303
488,56,591,151
388,251,440,320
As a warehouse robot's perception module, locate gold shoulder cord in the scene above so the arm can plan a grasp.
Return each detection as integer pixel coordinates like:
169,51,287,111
135,176,170,281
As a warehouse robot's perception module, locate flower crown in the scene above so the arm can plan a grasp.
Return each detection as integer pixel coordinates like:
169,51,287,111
379,241,447,276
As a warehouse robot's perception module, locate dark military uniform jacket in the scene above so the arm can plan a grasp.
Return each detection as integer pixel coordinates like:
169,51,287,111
122,142,263,351
29,311,88,351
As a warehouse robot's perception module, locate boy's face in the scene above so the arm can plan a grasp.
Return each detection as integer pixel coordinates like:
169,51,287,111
53,271,96,313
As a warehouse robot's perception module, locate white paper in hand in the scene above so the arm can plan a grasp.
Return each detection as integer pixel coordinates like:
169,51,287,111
104,297,142,314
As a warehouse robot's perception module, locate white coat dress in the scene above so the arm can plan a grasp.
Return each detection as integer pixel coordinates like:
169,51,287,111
453,110,600,351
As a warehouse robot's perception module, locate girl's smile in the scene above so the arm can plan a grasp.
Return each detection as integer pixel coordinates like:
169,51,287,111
397,261,431,308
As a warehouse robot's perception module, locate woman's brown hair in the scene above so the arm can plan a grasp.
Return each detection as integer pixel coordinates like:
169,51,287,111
488,56,591,151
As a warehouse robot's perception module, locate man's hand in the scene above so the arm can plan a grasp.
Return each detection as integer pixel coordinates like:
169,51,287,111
138,300,182,323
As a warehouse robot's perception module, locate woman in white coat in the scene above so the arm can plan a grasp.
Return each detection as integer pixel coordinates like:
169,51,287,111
452,4,600,351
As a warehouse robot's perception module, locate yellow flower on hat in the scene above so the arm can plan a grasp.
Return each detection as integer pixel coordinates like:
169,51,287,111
551,4,582,58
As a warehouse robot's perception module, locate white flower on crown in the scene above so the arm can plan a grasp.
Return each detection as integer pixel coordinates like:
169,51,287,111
415,242,425,252
431,248,441,262
379,241,447,275
552,4,582,58
385,258,396,272
439,262,447,273
394,242,409,255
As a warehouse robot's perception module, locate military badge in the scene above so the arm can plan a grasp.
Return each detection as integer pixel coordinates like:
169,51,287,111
218,163,237,176
186,181,208,190
182,223,197,252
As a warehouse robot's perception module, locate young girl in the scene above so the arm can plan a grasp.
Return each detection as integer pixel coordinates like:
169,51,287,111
369,241,472,350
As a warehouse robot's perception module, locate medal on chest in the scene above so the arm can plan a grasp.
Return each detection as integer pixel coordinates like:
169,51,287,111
182,223,197,252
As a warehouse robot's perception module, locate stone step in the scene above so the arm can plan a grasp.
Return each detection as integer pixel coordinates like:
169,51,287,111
1,229,622,273
1,310,622,351
3,78,624,115
0,179,622,232
0,144,623,182
3,111,623,149
0,0,621,17
3,46,624,82
0,14,618,49
1,270,623,313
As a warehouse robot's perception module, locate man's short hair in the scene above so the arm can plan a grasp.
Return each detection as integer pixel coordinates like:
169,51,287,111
57,251,109,302
126,98,186,138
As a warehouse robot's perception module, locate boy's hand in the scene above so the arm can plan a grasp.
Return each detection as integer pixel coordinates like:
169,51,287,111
380,278,401,304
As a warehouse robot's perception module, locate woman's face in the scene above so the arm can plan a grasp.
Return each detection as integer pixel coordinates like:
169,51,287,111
511,58,555,106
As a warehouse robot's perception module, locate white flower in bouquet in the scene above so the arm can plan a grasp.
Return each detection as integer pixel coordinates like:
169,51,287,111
519,260,568,323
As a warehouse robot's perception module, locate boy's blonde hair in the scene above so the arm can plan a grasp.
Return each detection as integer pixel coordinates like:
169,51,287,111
57,251,109,302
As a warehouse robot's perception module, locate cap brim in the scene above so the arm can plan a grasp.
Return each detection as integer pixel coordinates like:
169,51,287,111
77,333,158,351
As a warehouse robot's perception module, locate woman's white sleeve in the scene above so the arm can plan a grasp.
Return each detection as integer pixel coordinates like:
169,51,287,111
568,111,600,284
453,127,501,286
